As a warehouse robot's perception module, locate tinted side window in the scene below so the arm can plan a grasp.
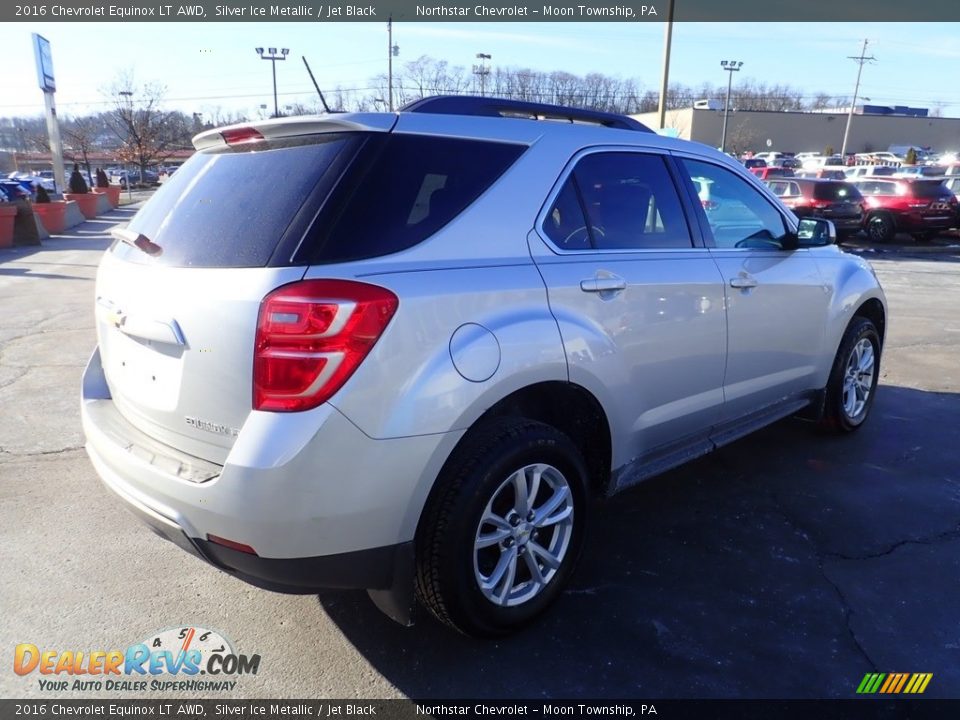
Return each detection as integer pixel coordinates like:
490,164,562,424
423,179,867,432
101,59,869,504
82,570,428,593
571,153,692,250
681,159,787,249
312,135,525,263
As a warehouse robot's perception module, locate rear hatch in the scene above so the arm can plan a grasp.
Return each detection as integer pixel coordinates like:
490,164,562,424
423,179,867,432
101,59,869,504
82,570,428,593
94,123,383,464
908,180,957,222
812,182,863,219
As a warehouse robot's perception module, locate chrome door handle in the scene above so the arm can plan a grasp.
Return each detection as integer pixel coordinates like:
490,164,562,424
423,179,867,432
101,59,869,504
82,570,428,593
729,276,758,289
580,278,627,293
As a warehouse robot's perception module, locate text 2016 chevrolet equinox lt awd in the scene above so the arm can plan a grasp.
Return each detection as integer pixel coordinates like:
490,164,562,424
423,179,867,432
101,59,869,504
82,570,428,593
82,97,887,636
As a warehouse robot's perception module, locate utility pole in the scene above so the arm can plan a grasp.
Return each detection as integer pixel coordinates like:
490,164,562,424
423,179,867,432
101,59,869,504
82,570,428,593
840,39,875,158
387,17,394,111
255,47,289,118
656,0,675,130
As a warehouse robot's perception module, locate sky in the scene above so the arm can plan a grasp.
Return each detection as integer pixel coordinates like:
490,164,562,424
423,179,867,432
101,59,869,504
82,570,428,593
2,21,960,120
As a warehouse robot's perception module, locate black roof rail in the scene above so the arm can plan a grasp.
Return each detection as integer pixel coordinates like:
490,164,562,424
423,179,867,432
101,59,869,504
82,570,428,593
399,95,653,133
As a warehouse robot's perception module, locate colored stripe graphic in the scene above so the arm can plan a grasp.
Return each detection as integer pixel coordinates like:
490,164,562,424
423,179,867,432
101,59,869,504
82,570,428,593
859,672,933,694
868,673,886,693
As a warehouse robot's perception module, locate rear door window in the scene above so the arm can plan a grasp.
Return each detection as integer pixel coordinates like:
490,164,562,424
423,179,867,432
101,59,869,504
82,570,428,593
113,134,358,268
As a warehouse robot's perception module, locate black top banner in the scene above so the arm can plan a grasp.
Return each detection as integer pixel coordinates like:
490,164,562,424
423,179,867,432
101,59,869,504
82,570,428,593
6,0,960,23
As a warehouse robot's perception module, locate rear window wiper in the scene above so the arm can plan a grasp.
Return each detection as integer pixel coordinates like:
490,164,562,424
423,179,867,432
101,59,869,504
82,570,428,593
111,227,163,257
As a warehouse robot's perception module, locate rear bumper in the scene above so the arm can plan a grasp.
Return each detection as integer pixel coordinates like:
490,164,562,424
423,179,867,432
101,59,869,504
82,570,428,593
92,445,410,592
81,346,458,593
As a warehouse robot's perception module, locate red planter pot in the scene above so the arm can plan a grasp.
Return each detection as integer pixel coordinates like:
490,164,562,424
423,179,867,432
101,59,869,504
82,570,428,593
94,185,121,207
0,204,16,248
64,192,99,220
32,201,68,234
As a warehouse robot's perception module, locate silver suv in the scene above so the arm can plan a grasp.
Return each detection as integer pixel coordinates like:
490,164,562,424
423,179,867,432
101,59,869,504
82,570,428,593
81,97,887,637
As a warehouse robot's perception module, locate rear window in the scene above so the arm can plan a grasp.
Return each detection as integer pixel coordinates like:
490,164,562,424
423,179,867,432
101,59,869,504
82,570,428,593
308,134,526,263
910,180,951,198
812,182,863,201
113,134,357,267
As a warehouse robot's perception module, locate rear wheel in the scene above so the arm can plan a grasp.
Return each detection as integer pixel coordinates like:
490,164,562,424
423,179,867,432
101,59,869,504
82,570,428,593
415,419,588,636
819,317,881,433
866,213,895,243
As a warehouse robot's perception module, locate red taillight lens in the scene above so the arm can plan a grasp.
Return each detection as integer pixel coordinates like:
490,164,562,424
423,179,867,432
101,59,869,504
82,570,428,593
221,127,264,146
253,280,398,412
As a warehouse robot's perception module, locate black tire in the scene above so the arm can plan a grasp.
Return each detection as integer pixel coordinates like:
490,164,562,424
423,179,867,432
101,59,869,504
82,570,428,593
819,316,882,433
866,213,895,244
415,419,589,637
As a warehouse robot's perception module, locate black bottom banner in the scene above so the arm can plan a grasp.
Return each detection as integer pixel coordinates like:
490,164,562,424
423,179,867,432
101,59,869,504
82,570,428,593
1,699,957,720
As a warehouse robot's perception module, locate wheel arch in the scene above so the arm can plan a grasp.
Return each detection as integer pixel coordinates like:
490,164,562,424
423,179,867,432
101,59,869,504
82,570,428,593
412,381,613,546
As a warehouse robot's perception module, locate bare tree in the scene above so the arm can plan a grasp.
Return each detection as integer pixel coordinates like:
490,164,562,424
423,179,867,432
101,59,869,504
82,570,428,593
62,116,100,180
103,72,192,181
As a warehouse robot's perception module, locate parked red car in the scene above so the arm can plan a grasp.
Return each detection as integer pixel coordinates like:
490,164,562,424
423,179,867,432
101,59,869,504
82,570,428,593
767,178,864,237
750,166,795,181
849,178,959,242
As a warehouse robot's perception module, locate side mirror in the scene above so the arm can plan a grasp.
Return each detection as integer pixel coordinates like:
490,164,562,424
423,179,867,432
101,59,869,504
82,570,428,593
795,217,836,247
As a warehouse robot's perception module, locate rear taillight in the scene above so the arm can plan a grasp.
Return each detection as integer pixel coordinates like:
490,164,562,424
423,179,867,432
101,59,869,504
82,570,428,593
253,280,398,412
810,200,832,209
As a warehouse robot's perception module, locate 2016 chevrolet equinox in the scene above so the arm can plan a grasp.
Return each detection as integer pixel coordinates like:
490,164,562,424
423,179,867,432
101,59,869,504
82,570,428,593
81,97,887,636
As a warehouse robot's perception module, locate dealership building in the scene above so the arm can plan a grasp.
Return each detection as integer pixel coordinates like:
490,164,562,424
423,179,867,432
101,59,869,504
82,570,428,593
633,105,960,155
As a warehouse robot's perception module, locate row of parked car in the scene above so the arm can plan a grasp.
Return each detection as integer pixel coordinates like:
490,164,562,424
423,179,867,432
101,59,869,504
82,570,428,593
760,175,960,243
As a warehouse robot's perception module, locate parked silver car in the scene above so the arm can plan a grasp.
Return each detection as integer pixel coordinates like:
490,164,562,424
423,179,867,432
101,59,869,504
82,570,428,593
81,96,887,636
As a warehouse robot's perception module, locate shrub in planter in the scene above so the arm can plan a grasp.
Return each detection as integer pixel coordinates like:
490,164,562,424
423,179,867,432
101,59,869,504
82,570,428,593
93,167,121,207
68,164,89,194
64,164,98,219
31,185,68,234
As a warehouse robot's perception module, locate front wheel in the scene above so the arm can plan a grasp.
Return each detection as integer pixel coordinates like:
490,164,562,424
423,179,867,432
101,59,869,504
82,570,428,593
415,420,588,636
819,317,882,433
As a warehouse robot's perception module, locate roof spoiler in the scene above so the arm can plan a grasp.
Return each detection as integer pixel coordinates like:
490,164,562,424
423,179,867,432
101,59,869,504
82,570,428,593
400,95,653,133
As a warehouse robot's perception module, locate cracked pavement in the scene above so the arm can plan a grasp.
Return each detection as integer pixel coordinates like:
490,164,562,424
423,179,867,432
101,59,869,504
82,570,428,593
1,216,958,699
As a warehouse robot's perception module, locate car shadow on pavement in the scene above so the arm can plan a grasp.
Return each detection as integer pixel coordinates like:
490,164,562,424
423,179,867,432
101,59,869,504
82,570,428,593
316,385,960,699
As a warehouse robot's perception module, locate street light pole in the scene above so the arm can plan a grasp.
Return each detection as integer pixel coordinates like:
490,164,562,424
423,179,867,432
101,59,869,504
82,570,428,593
720,60,743,154
255,47,289,118
473,53,491,96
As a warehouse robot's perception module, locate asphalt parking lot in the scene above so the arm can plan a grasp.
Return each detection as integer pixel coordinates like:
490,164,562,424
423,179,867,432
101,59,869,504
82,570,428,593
1,213,958,700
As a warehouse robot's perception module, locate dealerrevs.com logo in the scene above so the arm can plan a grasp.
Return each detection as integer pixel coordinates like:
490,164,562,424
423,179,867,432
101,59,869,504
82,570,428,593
13,626,261,692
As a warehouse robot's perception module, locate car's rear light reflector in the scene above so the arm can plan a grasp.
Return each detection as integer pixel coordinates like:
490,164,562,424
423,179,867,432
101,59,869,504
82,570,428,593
207,534,258,555
254,280,399,412
221,127,264,146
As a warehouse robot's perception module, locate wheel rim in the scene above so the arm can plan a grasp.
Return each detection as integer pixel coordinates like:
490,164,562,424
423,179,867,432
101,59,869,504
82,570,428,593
473,463,574,608
842,338,875,420
868,217,889,242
